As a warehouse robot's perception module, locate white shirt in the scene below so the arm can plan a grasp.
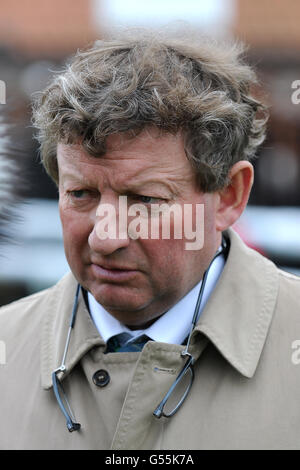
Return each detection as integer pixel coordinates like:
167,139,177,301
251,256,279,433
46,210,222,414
88,250,225,346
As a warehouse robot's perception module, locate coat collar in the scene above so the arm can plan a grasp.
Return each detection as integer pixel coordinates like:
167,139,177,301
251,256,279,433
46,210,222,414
41,228,279,388
41,274,104,389
193,228,279,378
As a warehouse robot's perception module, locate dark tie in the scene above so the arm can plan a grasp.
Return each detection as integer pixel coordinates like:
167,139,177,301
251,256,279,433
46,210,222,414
105,333,150,353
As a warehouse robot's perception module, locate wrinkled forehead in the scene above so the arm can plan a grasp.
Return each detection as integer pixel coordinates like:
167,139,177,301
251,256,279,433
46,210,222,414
56,129,197,191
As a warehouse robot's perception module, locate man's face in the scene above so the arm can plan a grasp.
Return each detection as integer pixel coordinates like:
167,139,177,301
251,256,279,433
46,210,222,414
58,128,221,328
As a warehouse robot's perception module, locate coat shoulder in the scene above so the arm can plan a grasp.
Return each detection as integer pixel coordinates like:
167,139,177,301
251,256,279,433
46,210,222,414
277,268,300,283
0,272,74,336
272,267,300,326
0,285,55,338
277,268,300,301
0,286,53,311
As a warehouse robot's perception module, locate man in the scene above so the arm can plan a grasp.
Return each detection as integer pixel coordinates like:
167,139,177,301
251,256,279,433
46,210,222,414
0,30,300,450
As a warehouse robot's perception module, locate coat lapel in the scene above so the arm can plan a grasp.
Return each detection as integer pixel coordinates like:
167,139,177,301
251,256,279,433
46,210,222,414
40,273,104,389
193,228,280,378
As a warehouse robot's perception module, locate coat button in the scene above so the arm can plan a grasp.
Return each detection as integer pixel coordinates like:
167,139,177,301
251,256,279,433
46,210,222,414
92,369,110,387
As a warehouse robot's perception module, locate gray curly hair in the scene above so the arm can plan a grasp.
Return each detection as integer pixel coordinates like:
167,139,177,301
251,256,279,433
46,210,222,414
32,29,268,192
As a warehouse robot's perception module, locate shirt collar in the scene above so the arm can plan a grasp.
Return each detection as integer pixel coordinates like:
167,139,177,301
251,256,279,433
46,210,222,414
88,249,225,346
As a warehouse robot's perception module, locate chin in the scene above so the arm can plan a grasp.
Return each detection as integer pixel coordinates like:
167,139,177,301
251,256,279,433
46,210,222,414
89,282,151,314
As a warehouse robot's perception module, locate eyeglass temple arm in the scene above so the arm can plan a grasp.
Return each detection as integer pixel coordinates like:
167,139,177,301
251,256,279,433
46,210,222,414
183,245,224,354
60,283,80,370
52,371,81,432
153,354,194,419
154,240,227,419
52,283,81,432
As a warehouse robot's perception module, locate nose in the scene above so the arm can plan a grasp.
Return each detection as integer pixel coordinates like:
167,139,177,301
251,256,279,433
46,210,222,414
88,227,130,256
88,200,130,256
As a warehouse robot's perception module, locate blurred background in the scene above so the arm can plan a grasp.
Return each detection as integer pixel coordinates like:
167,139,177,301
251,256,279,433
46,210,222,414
0,0,299,306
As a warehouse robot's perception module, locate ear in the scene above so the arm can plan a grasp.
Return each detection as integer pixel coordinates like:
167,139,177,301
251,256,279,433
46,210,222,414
215,161,254,231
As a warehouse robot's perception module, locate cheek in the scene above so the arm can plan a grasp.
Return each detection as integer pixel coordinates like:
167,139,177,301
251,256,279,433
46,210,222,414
60,210,91,261
140,238,189,281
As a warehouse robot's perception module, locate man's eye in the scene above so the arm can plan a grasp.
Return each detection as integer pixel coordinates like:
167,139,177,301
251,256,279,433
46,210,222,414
136,195,162,204
68,189,98,200
70,190,87,199
140,196,154,204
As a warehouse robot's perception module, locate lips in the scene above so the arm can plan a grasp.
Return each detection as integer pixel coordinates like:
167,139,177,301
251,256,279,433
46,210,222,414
90,263,139,282
95,263,136,271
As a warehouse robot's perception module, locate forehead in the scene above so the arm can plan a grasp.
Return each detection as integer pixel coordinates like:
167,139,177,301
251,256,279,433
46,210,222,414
57,129,196,189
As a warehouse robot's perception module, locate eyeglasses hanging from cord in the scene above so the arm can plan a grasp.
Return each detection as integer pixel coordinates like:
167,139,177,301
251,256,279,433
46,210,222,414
52,236,229,431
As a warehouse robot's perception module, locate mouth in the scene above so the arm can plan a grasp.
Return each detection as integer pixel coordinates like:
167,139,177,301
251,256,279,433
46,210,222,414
90,263,139,282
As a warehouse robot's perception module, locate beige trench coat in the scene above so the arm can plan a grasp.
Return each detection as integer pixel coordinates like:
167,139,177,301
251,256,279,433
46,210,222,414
1,228,300,450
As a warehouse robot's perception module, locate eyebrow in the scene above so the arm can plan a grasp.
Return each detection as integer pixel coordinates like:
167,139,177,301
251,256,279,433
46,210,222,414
62,176,175,199
122,180,177,199
59,171,96,187
60,168,178,199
